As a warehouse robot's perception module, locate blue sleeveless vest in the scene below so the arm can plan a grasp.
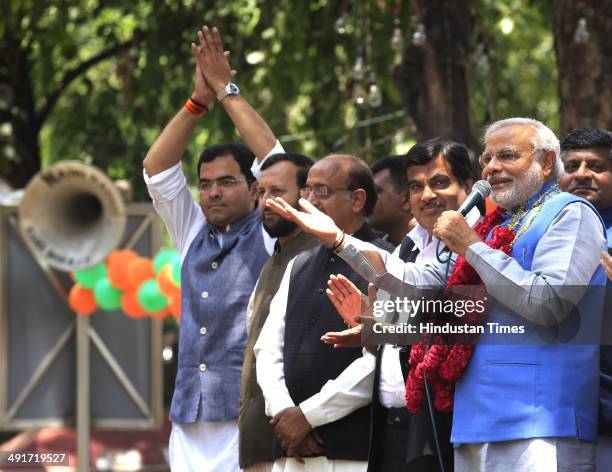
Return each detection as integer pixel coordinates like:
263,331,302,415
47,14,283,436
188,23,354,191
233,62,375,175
452,191,607,444
170,210,270,423
598,207,612,435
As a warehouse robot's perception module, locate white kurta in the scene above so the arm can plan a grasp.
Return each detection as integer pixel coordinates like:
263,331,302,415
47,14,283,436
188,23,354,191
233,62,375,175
254,258,375,471
144,141,283,471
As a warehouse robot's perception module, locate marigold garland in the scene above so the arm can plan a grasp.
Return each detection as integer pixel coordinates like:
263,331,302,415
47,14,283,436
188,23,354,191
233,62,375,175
405,207,514,412
405,184,560,412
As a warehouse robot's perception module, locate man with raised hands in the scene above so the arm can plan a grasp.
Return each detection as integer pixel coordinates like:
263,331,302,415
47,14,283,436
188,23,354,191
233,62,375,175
143,25,285,471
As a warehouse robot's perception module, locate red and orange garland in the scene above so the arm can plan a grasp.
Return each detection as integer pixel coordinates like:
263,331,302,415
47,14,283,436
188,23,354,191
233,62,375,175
405,207,513,412
405,183,560,412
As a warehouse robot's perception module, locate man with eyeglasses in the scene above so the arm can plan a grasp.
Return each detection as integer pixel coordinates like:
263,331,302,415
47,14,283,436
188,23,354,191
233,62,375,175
559,127,612,471
323,138,478,472
142,24,289,471
268,118,607,471
254,154,393,471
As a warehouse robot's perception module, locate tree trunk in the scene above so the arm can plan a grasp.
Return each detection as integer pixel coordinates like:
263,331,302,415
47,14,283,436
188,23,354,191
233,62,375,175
0,33,42,189
553,0,612,136
0,20,140,189
393,0,476,149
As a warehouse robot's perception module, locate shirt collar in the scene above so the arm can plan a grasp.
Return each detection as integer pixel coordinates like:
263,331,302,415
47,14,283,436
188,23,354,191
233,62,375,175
406,206,481,253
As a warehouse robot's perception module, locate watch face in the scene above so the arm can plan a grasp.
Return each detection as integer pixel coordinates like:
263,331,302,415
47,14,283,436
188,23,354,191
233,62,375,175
228,83,240,94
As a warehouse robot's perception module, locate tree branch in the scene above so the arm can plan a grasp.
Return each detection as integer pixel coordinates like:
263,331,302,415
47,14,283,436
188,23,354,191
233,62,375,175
35,32,142,130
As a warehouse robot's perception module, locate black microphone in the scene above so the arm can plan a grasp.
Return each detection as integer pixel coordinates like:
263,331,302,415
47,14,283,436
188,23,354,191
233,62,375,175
457,180,492,216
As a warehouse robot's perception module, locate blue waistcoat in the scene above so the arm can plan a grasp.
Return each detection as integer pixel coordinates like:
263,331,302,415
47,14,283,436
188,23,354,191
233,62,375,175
170,210,270,423
599,207,612,435
452,190,607,444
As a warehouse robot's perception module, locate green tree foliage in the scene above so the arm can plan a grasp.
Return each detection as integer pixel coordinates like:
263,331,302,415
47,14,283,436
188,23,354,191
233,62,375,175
472,0,559,132
1,0,561,198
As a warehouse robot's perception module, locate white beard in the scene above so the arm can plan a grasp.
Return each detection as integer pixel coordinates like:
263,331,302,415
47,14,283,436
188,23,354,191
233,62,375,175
489,159,545,209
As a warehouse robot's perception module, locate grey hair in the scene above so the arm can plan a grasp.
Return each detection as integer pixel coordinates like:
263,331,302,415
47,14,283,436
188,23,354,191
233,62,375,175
483,118,564,179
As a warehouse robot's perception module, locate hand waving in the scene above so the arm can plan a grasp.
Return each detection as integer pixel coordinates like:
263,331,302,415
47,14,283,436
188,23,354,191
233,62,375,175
266,197,342,247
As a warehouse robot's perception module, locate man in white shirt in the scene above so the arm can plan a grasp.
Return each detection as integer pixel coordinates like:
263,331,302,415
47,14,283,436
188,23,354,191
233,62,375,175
143,25,284,471
255,155,393,471
327,138,478,472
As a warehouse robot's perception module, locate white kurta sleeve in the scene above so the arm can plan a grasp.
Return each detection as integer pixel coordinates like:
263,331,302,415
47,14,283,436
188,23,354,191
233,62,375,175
465,201,605,326
143,162,203,260
298,350,375,428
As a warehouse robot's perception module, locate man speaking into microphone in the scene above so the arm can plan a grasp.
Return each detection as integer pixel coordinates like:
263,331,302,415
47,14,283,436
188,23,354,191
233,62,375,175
266,118,607,472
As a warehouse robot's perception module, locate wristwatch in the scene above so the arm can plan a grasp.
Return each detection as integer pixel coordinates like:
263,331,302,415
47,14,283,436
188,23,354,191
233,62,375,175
217,82,240,101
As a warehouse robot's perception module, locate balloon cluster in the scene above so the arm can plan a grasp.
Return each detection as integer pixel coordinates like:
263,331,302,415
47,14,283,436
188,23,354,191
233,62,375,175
67,248,181,320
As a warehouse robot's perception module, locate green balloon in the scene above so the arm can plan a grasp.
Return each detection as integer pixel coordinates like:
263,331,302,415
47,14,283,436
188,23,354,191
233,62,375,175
153,249,180,275
138,279,169,313
93,277,122,311
170,259,181,287
74,263,107,289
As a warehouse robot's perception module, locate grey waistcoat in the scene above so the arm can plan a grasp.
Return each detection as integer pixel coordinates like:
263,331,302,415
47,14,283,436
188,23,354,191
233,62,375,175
170,210,270,423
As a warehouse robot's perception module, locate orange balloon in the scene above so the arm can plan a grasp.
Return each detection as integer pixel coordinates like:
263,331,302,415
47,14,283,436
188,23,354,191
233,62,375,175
149,307,169,319
157,264,181,298
168,295,181,320
120,290,147,319
107,250,138,290
127,257,155,290
68,284,98,315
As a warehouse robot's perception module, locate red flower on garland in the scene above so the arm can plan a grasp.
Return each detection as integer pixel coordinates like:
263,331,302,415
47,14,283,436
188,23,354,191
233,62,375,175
405,207,515,413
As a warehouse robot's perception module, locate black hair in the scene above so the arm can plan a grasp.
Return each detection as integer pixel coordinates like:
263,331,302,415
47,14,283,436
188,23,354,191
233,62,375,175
403,138,474,187
344,157,377,216
561,128,612,160
370,155,408,192
197,143,256,183
260,152,315,188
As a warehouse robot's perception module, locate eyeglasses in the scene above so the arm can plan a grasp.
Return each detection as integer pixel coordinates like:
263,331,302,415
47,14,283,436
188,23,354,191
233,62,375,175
478,148,540,167
300,184,354,200
198,177,245,192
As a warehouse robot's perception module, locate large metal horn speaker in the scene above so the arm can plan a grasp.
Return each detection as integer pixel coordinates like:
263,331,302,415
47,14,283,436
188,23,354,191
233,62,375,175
18,161,126,271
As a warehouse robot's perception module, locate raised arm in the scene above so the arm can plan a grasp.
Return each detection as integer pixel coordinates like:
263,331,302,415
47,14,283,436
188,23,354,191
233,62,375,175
196,26,278,162
143,35,223,177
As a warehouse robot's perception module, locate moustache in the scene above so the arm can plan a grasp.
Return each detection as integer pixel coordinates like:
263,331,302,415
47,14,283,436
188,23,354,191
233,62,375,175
419,199,446,211
487,173,515,185
568,184,597,192
262,209,279,217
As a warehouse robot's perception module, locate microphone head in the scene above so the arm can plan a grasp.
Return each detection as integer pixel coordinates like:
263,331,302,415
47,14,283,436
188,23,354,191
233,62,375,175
473,180,492,198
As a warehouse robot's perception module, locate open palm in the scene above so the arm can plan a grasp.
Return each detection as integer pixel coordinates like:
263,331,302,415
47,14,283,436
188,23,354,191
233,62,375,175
266,197,341,247
322,281,378,348
326,274,366,327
